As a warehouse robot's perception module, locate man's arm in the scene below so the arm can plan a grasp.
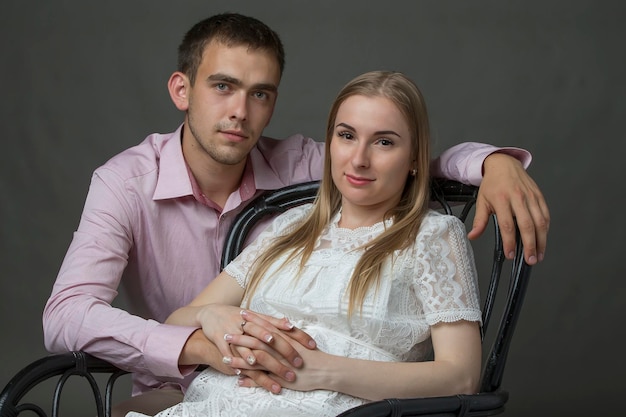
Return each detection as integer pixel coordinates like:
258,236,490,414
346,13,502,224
431,142,550,265
42,169,195,379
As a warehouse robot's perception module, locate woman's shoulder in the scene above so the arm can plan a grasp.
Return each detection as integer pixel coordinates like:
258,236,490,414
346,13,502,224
421,209,467,230
271,203,315,232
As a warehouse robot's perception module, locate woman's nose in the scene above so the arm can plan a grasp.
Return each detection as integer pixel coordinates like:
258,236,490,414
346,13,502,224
351,145,370,169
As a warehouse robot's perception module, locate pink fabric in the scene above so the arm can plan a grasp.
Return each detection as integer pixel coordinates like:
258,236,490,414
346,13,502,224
42,124,530,394
432,142,531,186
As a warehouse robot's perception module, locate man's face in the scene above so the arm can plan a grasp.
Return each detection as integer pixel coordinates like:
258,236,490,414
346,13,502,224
183,40,280,168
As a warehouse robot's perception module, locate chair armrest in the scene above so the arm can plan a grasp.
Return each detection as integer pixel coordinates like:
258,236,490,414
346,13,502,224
336,391,509,417
0,351,128,417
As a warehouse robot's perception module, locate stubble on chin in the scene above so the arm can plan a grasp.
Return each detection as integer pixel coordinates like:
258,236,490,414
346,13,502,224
195,130,252,166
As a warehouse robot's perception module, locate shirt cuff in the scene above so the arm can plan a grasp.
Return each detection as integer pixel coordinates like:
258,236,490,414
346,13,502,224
143,323,199,379
432,142,532,187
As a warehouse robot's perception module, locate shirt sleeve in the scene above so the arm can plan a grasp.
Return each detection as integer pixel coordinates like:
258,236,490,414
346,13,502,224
430,142,532,186
412,214,482,325
42,168,195,379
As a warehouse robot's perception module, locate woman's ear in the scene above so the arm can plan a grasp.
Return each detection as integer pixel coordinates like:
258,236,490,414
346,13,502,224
410,160,418,176
168,71,190,111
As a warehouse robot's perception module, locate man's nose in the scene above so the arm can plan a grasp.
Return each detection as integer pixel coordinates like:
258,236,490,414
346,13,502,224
229,93,248,121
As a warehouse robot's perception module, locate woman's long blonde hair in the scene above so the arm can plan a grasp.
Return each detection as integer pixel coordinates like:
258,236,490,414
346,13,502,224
243,71,431,316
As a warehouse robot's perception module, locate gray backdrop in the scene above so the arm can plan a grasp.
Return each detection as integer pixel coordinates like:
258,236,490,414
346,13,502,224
2,1,625,416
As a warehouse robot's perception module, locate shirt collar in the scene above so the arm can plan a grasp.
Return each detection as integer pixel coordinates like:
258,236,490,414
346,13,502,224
153,124,193,201
153,128,289,203
248,140,291,191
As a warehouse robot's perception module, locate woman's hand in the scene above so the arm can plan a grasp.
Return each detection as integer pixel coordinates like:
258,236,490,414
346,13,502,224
196,306,317,392
237,335,329,393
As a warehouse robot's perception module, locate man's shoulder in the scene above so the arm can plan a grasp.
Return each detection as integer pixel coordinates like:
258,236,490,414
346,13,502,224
96,131,178,179
252,134,325,186
256,133,322,154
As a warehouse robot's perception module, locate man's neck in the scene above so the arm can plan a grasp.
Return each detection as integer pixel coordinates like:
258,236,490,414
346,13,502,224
180,125,249,209
189,157,246,209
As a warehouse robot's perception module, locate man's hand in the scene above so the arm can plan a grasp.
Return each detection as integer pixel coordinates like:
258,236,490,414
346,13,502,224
179,329,234,375
468,152,550,265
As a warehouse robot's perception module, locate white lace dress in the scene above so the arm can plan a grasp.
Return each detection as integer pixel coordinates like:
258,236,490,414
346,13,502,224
127,205,481,417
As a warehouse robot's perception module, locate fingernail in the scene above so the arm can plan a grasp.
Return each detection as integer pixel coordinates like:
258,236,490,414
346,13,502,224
222,356,233,365
507,251,515,259
237,378,245,386
308,340,316,348
271,384,281,394
224,333,233,341
285,371,295,381
246,355,256,365
293,357,303,367
235,369,242,376
264,334,273,343
529,255,537,264
284,317,294,329
240,310,248,318
538,253,544,262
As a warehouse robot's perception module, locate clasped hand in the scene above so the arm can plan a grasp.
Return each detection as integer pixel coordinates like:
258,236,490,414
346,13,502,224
197,305,316,393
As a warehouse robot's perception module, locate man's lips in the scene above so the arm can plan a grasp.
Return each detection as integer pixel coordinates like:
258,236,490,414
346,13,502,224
220,130,248,142
345,174,374,186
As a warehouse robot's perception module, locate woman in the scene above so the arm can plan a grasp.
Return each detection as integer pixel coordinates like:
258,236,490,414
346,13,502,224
129,71,482,416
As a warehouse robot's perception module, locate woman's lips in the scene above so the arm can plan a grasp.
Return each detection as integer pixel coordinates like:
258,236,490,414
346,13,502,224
345,174,374,186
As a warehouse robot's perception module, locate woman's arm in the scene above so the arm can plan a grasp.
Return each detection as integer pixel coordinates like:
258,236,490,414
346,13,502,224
167,270,308,360
168,270,317,393
165,270,245,327
273,320,481,400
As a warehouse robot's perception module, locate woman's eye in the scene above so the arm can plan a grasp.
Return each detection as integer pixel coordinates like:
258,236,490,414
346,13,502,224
378,138,393,146
337,131,354,140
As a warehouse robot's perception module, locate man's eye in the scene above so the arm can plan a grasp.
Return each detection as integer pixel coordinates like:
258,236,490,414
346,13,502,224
254,91,268,99
216,83,228,91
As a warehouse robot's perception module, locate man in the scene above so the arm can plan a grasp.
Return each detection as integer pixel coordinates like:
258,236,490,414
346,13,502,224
42,13,549,416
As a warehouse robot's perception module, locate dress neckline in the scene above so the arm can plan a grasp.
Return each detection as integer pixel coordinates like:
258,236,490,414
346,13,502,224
330,209,393,234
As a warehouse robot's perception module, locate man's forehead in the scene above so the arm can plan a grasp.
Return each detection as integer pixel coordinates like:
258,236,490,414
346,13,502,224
199,41,281,83
202,40,278,66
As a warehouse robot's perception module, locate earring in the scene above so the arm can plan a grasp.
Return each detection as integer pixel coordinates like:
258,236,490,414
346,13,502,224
410,169,417,176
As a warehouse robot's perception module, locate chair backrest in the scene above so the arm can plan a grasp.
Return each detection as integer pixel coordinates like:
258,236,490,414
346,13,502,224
0,179,532,417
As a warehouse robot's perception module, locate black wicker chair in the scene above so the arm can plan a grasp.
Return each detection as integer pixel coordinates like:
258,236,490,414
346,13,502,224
0,179,533,417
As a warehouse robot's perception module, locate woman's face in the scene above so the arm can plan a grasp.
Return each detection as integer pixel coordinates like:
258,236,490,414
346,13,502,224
330,94,414,226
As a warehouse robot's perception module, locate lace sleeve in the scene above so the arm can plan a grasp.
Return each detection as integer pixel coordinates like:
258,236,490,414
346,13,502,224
412,212,482,325
224,204,313,288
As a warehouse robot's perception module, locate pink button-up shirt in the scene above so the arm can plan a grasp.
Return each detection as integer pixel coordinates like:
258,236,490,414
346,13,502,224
42,124,530,394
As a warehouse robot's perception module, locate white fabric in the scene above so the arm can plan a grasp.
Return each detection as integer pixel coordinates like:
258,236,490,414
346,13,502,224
128,205,481,417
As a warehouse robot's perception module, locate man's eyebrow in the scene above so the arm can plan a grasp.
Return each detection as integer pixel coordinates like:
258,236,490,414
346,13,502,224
253,83,278,93
207,73,278,92
336,122,401,137
207,73,241,85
